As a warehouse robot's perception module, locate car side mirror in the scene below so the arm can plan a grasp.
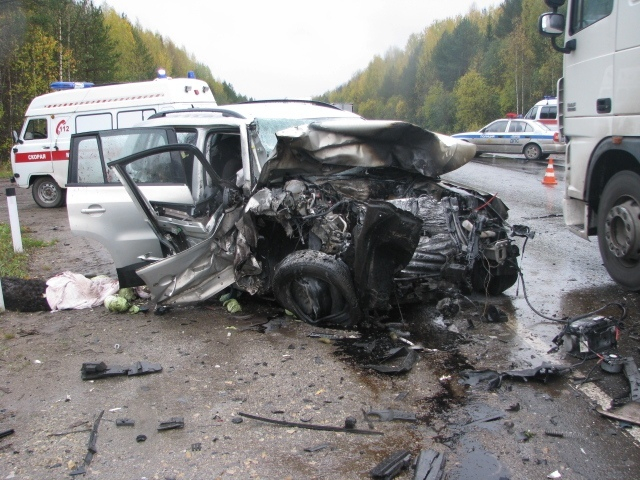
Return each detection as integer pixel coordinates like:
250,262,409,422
12,130,22,144
539,13,565,37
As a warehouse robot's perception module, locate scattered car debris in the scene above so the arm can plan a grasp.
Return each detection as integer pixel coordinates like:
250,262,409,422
463,413,504,427
553,310,625,358
136,434,147,443
157,417,184,431
436,298,459,318
600,354,624,373
344,416,357,429
191,442,202,451
544,430,572,438
365,409,417,423
365,347,419,374
69,410,104,477
370,449,412,479
460,362,571,390
303,443,330,453
506,403,521,412
237,412,383,436
547,470,562,479
413,449,446,480
80,361,162,380
115,418,135,427
482,304,508,323
596,357,640,426
0,429,15,439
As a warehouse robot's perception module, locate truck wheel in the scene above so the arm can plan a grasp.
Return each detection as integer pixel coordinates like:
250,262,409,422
523,143,542,161
272,250,360,327
32,177,65,208
598,171,640,290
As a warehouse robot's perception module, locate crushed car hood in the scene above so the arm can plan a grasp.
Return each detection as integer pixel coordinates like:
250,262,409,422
257,120,476,186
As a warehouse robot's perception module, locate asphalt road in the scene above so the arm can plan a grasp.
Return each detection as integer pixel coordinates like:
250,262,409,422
0,156,639,479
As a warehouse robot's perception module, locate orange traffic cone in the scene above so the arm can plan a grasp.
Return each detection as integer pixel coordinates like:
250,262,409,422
542,157,558,185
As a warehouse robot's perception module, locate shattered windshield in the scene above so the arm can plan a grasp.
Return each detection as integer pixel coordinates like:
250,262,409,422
254,117,361,165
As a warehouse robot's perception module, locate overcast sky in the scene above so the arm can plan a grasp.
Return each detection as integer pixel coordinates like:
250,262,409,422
102,0,504,100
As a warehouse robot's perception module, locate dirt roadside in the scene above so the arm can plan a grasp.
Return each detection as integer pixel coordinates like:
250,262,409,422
0,179,638,479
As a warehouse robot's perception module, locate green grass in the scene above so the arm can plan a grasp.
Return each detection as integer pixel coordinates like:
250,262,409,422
0,223,56,278
0,160,12,179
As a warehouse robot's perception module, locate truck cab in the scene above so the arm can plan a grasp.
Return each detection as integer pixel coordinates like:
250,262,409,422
539,0,640,289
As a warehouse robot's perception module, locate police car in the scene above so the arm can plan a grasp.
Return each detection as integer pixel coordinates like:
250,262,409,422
452,118,565,161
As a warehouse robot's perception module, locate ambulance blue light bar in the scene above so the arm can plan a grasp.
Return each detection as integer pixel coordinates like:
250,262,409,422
50,82,95,90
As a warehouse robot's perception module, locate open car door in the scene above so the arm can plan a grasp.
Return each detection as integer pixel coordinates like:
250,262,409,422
67,127,196,286
107,144,243,305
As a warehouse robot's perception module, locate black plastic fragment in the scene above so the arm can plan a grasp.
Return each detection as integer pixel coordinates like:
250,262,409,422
413,449,446,480
115,418,135,427
344,416,357,429
365,347,419,374
191,442,202,451
366,409,417,422
238,412,383,436
69,410,103,477
81,361,162,380
136,434,147,442
304,443,330,452
370,449,412,479
460,362,570,390
157,417,184,431
0,429,15,439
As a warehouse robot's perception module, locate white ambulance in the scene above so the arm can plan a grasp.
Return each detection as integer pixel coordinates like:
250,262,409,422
10,74,217,207
523,96,558,130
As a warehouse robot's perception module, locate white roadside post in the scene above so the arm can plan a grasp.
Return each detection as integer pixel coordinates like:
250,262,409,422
6,187,23,253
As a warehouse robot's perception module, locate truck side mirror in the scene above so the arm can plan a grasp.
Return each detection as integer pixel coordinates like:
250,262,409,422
544,0,565,9
539,13,576,54
12,130,22,144
539,13,565,37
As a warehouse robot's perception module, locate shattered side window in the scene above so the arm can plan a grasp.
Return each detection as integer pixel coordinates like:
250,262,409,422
101,131,172,184
126,150,187,185
76,136,104,184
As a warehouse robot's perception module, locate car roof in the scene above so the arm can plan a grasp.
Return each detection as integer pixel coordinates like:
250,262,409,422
488,118,550,130
144,100,361,126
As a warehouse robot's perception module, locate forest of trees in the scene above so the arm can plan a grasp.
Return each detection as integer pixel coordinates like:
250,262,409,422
0,0,247,157
0,0,562,165
317,0,563,135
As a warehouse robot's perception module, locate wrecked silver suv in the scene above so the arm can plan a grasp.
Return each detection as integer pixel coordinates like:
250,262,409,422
67,101,520,327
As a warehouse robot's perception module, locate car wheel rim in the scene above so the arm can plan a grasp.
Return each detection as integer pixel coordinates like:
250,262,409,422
524,146,539,160
38,182,58,203
604,198,640,263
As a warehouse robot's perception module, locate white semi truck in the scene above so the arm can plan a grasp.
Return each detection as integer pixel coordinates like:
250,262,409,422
539,0,640,289
10,74,217,208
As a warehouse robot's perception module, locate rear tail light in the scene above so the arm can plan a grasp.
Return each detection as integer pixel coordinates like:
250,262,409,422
553,131,560,143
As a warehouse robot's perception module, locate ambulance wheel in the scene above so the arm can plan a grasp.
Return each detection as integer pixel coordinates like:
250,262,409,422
32,177,65,208
598,171,640,291
523,143,542,161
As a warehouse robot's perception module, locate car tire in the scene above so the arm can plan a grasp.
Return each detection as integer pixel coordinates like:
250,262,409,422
272,250,360,327
523,143,542,161
471,260,519,295
597,171,640,291
32,176,65,208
